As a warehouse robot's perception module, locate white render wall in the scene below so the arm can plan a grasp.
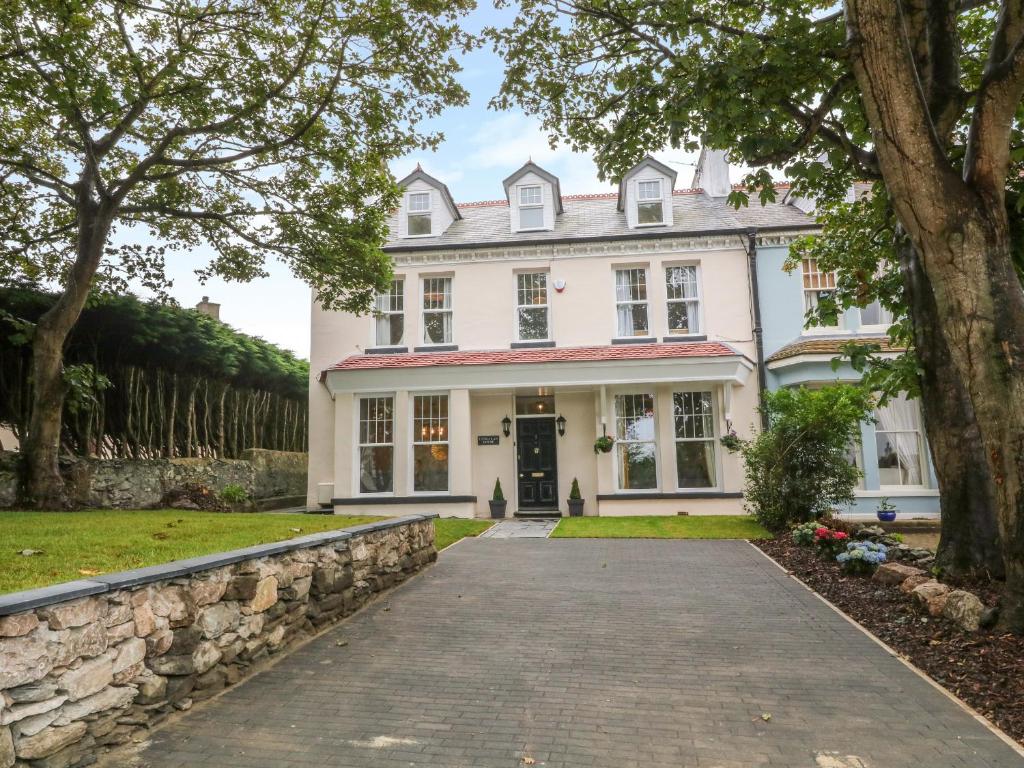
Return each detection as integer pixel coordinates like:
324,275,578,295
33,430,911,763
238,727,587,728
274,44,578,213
307,238,758,512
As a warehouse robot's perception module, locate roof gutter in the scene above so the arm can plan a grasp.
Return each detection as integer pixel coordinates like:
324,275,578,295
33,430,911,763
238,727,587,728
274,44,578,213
745,229,770,432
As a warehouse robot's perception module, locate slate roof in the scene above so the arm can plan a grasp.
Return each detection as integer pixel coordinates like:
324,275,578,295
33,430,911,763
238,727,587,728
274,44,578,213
383,189,815,251
327,341,739,372
766,335,904,364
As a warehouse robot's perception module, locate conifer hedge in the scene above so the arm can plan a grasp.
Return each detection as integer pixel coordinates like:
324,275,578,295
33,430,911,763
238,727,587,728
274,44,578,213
0,284,308,458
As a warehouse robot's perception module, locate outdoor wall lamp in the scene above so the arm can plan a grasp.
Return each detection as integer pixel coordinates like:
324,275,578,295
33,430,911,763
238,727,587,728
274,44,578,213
556,414,567,437
501,415,512,437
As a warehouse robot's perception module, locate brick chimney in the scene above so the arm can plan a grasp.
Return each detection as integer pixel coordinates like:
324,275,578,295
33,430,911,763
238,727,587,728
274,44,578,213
195,295,220,321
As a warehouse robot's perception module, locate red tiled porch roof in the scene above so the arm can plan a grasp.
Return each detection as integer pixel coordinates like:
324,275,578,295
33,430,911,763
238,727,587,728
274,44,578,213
326,342,739,373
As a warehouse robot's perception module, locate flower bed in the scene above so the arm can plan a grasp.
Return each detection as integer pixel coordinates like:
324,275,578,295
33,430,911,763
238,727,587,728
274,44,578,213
755,534,1024,746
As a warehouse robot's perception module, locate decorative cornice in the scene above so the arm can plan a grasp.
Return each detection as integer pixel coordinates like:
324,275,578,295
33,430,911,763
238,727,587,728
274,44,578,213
389,230,818,267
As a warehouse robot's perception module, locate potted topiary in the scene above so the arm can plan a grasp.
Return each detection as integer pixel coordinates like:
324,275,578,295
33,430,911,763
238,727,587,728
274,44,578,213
489,478,507,519
567,478,584,517
876,497,897,522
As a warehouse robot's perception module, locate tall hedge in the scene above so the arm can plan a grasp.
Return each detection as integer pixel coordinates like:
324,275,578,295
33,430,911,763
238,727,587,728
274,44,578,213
0,284,308,458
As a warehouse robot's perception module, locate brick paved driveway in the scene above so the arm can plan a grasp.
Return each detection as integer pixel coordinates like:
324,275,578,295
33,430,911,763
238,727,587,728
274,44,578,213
135,540,1024,768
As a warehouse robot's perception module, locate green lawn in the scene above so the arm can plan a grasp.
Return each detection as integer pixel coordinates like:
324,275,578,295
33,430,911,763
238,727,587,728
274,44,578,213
434,518,493,550
0,510,384,594
551,515,771,540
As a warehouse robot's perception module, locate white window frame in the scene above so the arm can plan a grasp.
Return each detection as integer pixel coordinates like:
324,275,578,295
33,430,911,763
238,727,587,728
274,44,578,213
874,396,927,490
800,257,844,334
406,191,432,238
372,278,404,347
672,389,719,491
421,276,453,346
515,271,551,341
635,178,665,227
517,184,545,231
859,300,894,332
613,267,651,339
612,391,660,493
409,392,450,494
354,394,395,496
665,264,703,337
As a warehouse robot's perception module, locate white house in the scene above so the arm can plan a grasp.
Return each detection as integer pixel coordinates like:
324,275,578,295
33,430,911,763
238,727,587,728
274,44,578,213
307,155,814,518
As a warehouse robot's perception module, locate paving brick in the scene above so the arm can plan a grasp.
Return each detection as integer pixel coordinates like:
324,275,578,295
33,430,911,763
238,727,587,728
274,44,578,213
132,540,1024,767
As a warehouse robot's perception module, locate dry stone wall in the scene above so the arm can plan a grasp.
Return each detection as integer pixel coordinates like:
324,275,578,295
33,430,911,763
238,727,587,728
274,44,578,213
0,449,307,510
0,514,436,768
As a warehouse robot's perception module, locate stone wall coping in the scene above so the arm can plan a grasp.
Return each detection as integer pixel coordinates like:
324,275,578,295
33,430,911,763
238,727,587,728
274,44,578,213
0,513,437,617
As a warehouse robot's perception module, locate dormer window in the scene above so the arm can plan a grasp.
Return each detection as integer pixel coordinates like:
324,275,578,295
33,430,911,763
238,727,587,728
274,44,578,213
637,180,664,224
519,186,544,229
407,192,432,236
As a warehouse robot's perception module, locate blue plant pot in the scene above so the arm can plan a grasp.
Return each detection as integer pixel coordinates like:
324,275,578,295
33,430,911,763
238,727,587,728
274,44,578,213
877,510,897,522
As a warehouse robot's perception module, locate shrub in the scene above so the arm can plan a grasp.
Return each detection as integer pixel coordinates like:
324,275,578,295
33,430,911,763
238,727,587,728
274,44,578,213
569,478,582,500
837,541,888,574
792,521,819,546
220,484,249,504
492,478,504,502
728,385,874,532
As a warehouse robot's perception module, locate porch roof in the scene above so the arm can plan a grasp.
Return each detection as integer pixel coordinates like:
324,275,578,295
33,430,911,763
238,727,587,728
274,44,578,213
322,342,754,393
327,341,738,372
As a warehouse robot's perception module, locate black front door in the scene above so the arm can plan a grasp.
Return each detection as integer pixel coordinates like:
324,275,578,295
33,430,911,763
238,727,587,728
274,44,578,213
516,418,558,509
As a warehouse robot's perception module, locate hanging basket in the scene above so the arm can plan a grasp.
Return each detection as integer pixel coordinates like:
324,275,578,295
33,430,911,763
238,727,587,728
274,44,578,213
593,435,615,454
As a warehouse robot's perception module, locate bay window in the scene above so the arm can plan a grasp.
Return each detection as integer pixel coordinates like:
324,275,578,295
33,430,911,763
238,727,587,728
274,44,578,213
357,396,394,494
875,393,925,486
614,393,658,490
413,394,449,492
673,391,716,488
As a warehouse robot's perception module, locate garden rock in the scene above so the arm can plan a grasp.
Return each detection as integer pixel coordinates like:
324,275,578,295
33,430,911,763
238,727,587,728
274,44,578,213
132,604,155,638
7,682,57,704
980,605,1000,629
943,590,986,632
899,574,932,594
911,581,951,616
248,576,278,613
111,638,145,676
855,525,885,540
52,686,135,726
196,602,240,640
0,629,57,690
872,563,926,586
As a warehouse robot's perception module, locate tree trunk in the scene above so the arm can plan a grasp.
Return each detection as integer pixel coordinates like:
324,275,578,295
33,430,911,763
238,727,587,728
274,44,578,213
899,238,1003,579
23,198,112,508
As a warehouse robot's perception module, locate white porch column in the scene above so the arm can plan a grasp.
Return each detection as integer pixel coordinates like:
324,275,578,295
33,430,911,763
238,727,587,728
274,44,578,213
449,388,473,496
393,389,410,496
656,384,677,493
595,388,616,497
332,392,354,498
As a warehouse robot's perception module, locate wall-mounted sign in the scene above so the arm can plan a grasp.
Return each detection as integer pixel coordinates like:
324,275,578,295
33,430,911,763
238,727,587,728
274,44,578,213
477,435,500,446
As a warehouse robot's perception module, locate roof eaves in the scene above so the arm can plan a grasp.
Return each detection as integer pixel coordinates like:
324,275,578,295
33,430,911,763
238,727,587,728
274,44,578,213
396,168,463,221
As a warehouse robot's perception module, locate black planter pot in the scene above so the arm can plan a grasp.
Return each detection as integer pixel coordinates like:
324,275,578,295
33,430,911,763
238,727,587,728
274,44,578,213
567,499,585,517
489,500,507,519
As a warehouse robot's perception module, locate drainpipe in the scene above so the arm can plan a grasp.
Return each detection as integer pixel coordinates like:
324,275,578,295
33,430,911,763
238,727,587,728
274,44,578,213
745,229,770,432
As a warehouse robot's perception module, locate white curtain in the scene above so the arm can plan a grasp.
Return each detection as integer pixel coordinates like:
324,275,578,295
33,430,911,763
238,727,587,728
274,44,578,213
875,394,922,484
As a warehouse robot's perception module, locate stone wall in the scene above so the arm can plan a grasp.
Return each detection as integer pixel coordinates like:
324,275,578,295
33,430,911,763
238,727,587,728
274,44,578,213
0,514,436,768
0,449,307,509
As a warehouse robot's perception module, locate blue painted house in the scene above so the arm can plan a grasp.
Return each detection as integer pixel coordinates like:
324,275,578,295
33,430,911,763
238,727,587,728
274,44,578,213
755,194,940,518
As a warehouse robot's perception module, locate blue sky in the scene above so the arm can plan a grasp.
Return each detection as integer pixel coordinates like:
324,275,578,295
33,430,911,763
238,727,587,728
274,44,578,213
149,3,702,360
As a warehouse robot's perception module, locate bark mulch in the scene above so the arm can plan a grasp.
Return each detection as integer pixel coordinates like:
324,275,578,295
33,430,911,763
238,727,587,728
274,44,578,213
755,537,1024,746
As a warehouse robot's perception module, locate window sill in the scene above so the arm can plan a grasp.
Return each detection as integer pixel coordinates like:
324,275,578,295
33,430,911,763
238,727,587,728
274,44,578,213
511,340,555,349
403,233,435,240
611,337,657,345
365,346,408,355
413,344,458,353
633,222,667,228
802,327,850,336
663,335,707,343
596,491,743,500
334,495,477,506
